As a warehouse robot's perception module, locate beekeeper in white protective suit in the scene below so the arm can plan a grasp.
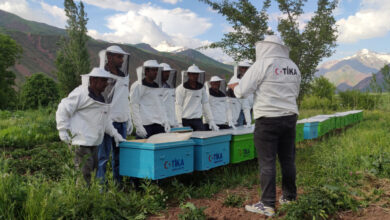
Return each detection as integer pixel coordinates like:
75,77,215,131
228,35,301,217
226,77,252,127
233,61,254,126
175,64,219,131
204,76,235,130
56,68,126,186
96,45,131,185
130,60,170,138
160,63,179,127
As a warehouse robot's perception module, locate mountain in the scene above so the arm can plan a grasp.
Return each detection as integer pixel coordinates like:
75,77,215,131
352,66,389,92
174,48,233,73
318,49,390,87
133,43,159,54
0,9,233,86
336,83,353,92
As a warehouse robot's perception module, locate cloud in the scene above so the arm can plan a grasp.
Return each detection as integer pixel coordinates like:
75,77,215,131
0,0,66,28
85,1,212,52
82,0,140,12
161,0,182,5
337,0,390,43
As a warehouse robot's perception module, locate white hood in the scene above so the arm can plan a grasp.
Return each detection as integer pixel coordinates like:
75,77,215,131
233,35,301,119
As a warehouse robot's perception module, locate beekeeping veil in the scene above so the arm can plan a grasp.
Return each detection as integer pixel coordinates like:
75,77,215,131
182,64,205,89
81,67,116,104
160,63,177,88
136,60,162,87
99,45,130,77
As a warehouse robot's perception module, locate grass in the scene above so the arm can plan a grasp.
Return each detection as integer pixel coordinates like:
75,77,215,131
1,98,390,219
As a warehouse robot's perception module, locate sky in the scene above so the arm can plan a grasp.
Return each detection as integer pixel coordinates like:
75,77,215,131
1,0,390,64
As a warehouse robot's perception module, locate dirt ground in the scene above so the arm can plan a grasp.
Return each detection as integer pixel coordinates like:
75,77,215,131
149,185,288,220
149,178,390,220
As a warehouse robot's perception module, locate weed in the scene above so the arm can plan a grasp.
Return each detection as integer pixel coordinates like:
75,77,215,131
178,202,207,220
223,193,245,207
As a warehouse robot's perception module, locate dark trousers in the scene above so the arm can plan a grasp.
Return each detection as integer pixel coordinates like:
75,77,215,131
136,123,165,139
75,145,98,186
182,118,205,131
97,122,126,185
254,114,297,208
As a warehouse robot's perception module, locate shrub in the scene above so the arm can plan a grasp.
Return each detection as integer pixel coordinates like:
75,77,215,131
178,202,207,220
223,193,245,207
338,90,381,110
300,95,338,110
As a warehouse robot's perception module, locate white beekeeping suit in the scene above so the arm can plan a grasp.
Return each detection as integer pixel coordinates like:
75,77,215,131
98,45,133,135
233,35,301,118
56,68,125,146
234,61,254,109
175,64,219,131
204,76,235,129
160,63,178,127
227,77,252,127
130,60,170,138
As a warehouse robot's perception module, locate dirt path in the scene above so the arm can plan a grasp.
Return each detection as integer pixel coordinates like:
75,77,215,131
149,185,286,220
149,176,390,219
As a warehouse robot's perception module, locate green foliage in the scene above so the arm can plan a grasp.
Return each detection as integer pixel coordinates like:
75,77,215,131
199,0,338,101
223,193,245,207
0,33,22,109
381,64,390,92
56,0,90,97
311,76,336,100
20,73,59,109
282,186,359,220
178,202,207,220
277,0,338,101
0,108,58,148
300,95,337,110
338,90,382,110
370,73,382,93
360,153,390,177
6,142,72,180
199,0,272,62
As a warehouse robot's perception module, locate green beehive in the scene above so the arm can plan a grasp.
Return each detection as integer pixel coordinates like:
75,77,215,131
230,127,255,164
296,122,304,143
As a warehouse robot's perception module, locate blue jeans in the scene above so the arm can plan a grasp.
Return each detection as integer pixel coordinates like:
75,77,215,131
237,110,245,126
237,109,253,126
97,121,127,184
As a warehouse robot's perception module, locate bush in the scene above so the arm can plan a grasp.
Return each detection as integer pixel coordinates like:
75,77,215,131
20,73,59,109
178,202,207,220
311,76,336,100
300,95,338,110
338,90,381,110
281,186,359,220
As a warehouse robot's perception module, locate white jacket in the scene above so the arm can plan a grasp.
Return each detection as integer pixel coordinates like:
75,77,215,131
206,94,231,125
233,39,301,119
162,88,178,127
129,82,168,126
227,96,251,124
110,74,131,123
56,86,118,146
175,84,214,123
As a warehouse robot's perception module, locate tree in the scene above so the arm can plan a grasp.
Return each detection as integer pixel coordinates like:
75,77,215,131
0,33,22,109
200,0,272,62
20,73,59,109
369,73,382,93
199,0,338,101
56,0,90,97
381,64,390,92
310,76,335,100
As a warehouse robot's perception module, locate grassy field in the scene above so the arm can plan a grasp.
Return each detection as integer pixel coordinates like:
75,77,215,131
1,99,390,219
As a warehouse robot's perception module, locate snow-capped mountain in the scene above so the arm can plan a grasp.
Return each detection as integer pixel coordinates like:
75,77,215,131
317,49,390,87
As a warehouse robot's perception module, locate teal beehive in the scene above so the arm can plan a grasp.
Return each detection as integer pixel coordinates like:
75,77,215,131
299,119,319,140
119,140,194,180
191,131,231,171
